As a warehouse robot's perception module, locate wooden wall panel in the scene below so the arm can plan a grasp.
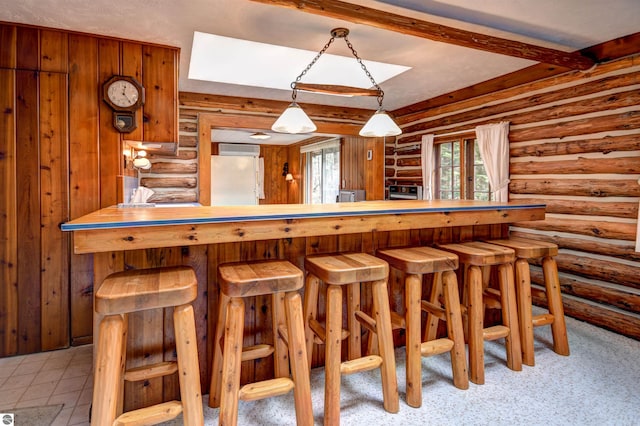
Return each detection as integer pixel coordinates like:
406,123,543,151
40,72,69,351
0,24,17,68
392,54,640,339
40,30,68,73
16,70,41,354
121,42,144,141
16,26,38,70
68,34,100,344
0,69,17,356
142,45,178,142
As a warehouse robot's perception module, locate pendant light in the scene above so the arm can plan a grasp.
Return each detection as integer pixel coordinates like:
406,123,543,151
271,28,401,137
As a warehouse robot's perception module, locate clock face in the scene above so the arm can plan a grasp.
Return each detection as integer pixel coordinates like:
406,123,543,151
107,80,141,108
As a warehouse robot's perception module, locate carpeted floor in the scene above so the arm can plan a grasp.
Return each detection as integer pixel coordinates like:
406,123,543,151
162,307,640,425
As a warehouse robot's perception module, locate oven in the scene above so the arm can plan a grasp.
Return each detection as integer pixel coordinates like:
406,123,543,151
388,185,423,200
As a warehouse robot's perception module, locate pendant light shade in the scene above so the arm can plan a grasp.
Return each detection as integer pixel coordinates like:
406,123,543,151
359,109,402,137
271,102,317,134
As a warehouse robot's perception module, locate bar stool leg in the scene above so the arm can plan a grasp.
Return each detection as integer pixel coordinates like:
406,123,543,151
324,284,343,426
514,258,535,366
423,272,441,343
542,256,570,356
285,291,314,426
371,279,400,414
442,270,469,390
219,298,245,426
174,304,205,426
92,315,125,426
303,274,320,369
209,291,230,408
497,263,523,372
272,292,290,378
467,265,485,385
405,273,422,408
346,282,362,360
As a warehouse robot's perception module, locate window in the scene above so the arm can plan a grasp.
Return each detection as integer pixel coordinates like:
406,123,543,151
302,139,340,204
435,138,490,200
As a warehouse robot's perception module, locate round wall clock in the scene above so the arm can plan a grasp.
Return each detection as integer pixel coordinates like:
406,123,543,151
102,75,145,112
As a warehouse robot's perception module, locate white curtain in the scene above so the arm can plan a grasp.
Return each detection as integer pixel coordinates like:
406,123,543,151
475,121,510,202
421,134,435,200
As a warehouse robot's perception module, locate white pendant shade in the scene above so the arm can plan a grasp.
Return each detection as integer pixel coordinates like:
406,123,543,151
359,109,402,137
271,102,317,134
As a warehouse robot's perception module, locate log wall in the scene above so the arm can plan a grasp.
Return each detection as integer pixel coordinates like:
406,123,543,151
391,54,640,339
0,22,179,356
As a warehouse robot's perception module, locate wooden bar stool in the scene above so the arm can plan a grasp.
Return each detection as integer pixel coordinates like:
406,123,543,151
92,265,204,426
376,246,468,407
209,260,312,426
304,252,399,426
438,241,522,385
487,237,569,365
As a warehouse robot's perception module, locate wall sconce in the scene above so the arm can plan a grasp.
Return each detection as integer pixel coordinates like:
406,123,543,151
132,149,151,170
285,173,294,182
282,162,289,177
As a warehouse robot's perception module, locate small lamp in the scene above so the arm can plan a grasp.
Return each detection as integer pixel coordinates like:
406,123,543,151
285,173,294,182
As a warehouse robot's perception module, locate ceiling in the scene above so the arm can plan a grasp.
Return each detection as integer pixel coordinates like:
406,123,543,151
2,0,639,142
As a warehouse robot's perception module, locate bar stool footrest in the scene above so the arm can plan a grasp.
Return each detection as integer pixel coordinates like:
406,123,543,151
242,344,274,362
114,401,182,426
390,311,406,329
355,311,377,335
532,313,555,327
421,338,455,357
124,361,178,382
309,318,350,344
238,377,295,402
340,355,383,375
420,300,446,320
484,325,510,341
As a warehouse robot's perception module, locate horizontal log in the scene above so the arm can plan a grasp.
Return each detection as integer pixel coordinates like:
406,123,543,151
149,150,196,160
508,230,640,262
511,197,638,219
553,253,640,289
510,156,640,175
396,157,421,167
543,296,640,340
510,133,640,158
140,177,197,188
148,162,197,174
404,84,640,135
179,121,197,133
147,190,198,203
530,268,640,314
177,135,197,148
509,179,640,197
515,217,637,241
509,110,640,143
396,169,422,178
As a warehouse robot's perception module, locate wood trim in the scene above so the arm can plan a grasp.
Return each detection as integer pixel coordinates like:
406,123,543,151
249,0,594,70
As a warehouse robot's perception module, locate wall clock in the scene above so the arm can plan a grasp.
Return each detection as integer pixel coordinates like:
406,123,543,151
102,75,145,132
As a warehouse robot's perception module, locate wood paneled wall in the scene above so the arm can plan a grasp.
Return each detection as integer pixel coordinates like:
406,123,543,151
391,54,640,339
0,22,179,356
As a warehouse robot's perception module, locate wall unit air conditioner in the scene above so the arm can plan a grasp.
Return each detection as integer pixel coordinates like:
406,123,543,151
218,143,260,157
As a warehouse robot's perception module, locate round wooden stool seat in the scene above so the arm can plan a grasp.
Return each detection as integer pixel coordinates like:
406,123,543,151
438,241,522,385
487,237,569,365
210,260,313,426
92,265,203,426
304,252,399,425
376,246,468,407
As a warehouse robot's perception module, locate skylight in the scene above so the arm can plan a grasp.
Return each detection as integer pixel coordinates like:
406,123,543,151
188,31,410,93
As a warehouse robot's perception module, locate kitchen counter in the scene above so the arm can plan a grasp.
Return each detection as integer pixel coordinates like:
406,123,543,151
62,200,545,254
62,199,545,410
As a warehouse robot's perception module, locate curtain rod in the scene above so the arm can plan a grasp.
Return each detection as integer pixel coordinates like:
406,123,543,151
435,128,474,138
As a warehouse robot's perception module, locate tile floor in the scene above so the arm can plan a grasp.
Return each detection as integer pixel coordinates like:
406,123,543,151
0,345,92,426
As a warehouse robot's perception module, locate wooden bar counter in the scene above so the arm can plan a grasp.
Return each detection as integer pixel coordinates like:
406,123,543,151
62,200,544,410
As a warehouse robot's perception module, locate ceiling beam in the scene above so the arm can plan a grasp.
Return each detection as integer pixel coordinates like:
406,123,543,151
250,0,596,70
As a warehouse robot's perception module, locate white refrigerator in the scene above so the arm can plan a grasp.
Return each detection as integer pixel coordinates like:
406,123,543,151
211,155,259,205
